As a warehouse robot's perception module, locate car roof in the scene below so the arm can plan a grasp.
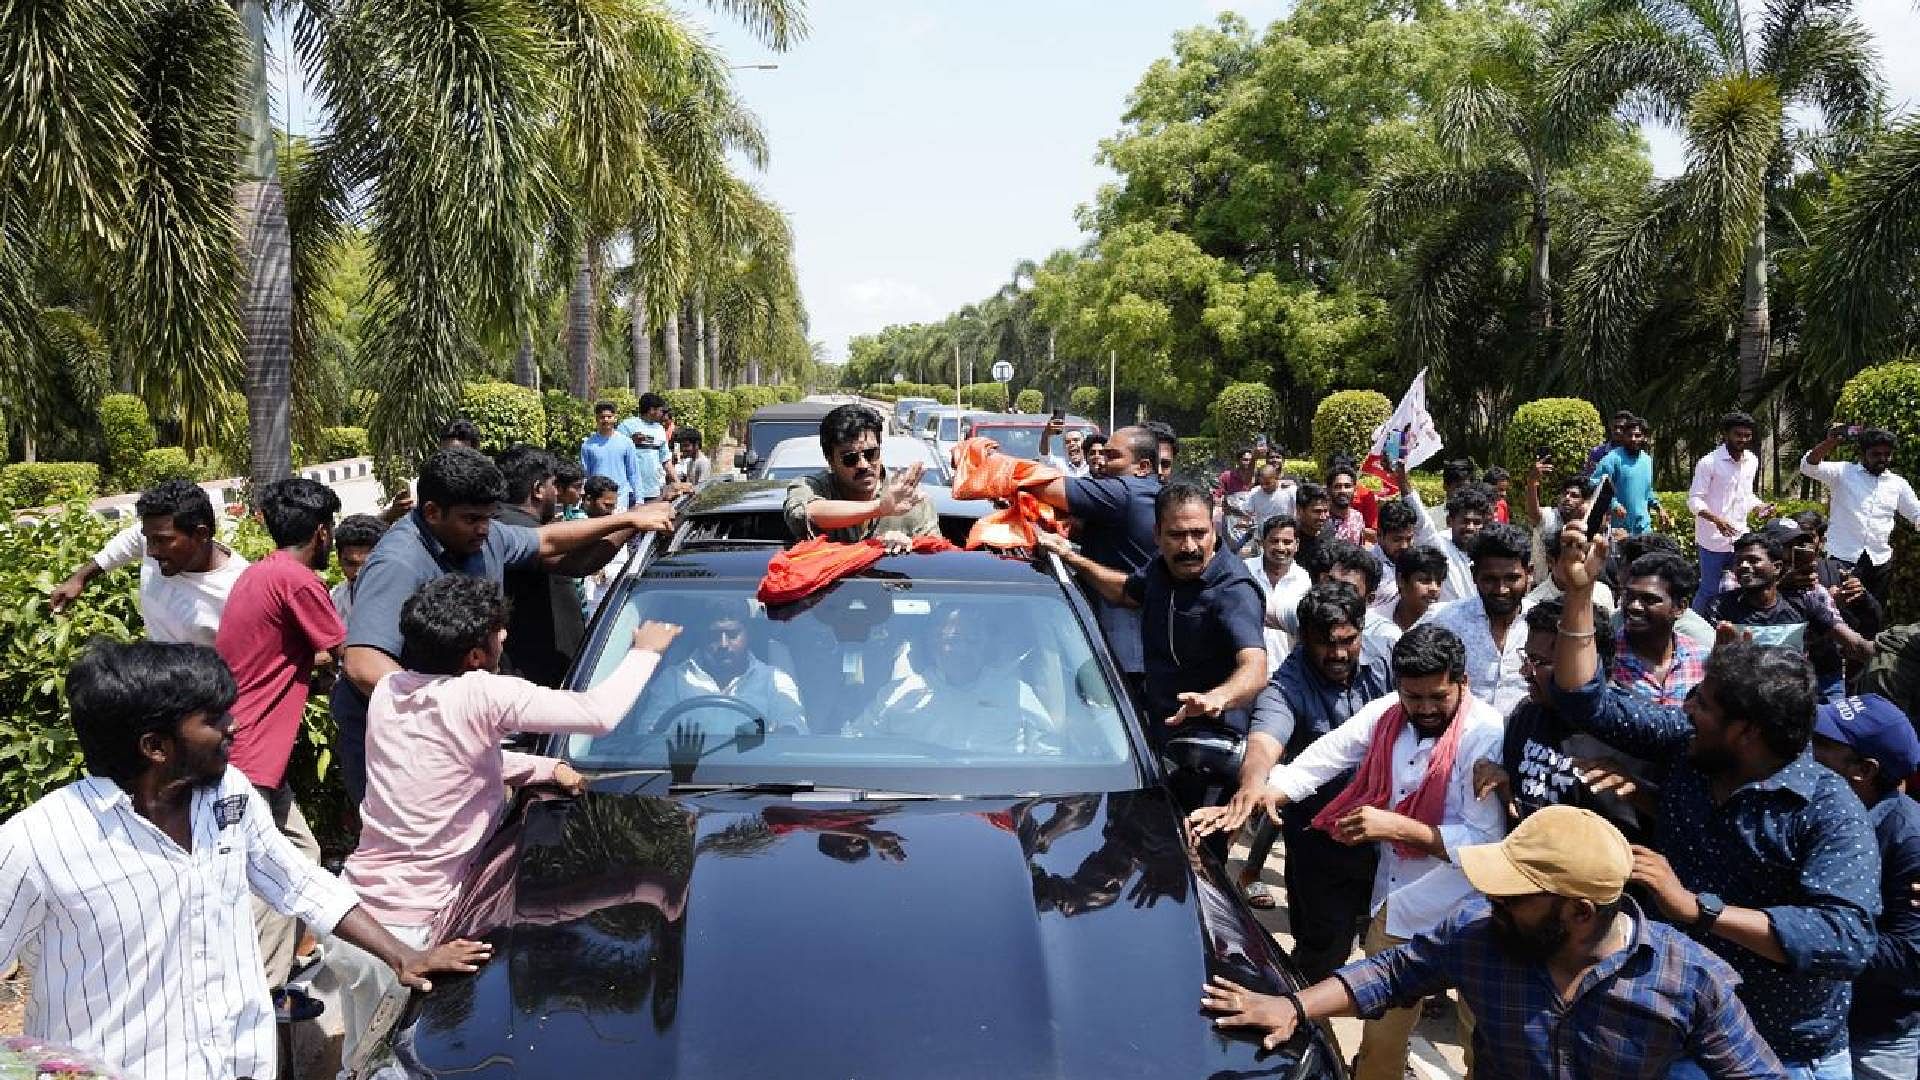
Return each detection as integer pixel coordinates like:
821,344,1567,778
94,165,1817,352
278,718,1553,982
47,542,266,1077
747,402,841,420
644,544,1055,585
681,477,987,519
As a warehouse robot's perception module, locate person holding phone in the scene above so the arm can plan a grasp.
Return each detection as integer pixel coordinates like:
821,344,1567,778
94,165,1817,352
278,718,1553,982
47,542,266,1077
1588,416,1670,536
1687,411,1772,616
1801,423,1920,606
618,392,674,501
784,403,937,554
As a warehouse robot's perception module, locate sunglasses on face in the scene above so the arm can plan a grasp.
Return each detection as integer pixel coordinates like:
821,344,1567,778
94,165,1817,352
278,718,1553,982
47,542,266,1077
838,446,883,469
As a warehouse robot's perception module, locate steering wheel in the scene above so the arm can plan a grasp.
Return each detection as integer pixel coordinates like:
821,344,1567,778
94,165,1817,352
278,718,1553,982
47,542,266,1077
648,694,772,736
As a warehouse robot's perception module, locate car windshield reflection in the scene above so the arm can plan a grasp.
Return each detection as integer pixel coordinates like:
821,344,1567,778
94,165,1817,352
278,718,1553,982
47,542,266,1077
567,578,1139,794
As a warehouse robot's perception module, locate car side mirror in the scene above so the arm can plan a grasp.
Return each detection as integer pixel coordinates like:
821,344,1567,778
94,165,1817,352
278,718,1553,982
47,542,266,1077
1160,728,1245,784
734,451,749,470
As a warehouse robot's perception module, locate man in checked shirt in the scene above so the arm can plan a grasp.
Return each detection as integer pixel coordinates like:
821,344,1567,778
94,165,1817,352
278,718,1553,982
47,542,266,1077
1202,806,1784,1078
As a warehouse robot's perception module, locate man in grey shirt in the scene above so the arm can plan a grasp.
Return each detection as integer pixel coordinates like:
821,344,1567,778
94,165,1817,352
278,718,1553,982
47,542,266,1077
334,447,674,801
784,403,939,553
674,429,712,487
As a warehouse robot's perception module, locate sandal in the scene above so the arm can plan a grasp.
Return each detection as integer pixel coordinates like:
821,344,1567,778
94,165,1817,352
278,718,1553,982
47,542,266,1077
1244,880,1278,910
273,986,325,1024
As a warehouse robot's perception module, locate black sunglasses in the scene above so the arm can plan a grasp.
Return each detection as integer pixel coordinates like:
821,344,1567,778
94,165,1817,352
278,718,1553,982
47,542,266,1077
838,446,883,469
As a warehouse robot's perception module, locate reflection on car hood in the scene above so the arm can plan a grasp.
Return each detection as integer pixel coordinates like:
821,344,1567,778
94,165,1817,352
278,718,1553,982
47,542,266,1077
393,788,1325,1079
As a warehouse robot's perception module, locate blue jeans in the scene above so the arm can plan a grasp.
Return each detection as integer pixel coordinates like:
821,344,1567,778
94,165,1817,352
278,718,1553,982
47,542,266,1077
1853,1021,1920,1080
1695,547,1734,615
1668,1045,1851,1079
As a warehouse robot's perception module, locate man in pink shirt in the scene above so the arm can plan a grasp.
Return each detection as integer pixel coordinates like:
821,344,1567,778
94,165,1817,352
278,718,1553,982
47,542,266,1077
327,574,678,1072
213,477,348,1008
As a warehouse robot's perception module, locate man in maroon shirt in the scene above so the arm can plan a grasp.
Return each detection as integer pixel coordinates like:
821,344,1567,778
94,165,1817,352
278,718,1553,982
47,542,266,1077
214,477,347,1001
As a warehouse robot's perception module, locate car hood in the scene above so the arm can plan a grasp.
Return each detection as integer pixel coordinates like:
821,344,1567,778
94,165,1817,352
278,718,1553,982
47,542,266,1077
391,787,1328,1079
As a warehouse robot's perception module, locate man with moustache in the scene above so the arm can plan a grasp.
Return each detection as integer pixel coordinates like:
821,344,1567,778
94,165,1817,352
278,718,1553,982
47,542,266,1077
1202,806,1784,1078
1190,625,1505,1080
1552,526,1881,1076
785,403,936,554
1417,521,1534,714
1801,424,1920,605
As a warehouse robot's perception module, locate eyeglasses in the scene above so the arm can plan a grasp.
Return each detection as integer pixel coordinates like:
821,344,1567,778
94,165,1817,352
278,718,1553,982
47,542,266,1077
837,446,883,469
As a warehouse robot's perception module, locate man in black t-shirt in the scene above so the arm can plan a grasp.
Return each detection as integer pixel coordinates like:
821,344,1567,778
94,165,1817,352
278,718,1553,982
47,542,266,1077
1705,531,1834,654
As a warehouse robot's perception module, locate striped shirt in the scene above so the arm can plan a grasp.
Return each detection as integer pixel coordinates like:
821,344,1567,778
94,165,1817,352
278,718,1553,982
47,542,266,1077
0,766,359,1079
1338,896,1784,1078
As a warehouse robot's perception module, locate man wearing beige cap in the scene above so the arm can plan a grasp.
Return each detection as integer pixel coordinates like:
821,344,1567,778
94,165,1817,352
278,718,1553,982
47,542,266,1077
1203,806,1785,1077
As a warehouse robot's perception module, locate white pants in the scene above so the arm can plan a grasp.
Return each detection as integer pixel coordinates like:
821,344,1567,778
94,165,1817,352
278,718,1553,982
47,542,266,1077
329,922,432,1080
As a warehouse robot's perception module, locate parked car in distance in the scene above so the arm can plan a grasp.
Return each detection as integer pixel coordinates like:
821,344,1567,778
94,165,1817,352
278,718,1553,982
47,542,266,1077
369,544,1346,1080
735,402,841,479
760,434,951,485
891,397,936,433
962,413,1101,462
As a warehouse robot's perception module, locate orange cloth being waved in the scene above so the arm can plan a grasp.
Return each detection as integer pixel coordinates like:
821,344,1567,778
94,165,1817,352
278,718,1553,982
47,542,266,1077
757,535,957,606
950,437,1064,551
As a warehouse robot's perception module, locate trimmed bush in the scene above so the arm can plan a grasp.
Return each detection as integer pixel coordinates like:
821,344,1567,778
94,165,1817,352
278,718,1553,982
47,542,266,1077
98,394,156,490
0,463,100,508
1836,361,1920,620
730,386,781,429
962,382,1009,412
1015,388,1045,414
460,382,546,454
1069,385,1104,421
136,447,196,487
662,389,706,446
1212,382,1280,456
1311,390,1392,471
772,384,802,404
313,426,370,463
698,389,732,447
543,391,594,456
1182,436,1220,468
595,387,638,420
1502,398,1605,483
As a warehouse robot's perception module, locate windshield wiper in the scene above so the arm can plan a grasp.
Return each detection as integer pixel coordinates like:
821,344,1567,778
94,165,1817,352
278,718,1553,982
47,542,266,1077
666,781,952,801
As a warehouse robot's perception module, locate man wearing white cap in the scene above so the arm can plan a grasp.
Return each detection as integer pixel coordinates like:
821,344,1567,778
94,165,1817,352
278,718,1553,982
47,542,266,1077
1202,805,1785,1077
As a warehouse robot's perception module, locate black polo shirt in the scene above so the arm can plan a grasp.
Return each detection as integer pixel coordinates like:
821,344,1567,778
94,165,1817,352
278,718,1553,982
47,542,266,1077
1124,547,1267,744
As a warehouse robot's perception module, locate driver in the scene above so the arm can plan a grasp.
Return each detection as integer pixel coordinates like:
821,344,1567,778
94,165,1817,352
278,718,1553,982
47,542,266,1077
647,600,806,734
847,608,1058,753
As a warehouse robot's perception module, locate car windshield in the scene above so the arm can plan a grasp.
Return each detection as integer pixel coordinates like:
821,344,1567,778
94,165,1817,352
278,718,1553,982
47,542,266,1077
762,440,933,481
937,416,959,441
750,420,823,460
566,576,1141,794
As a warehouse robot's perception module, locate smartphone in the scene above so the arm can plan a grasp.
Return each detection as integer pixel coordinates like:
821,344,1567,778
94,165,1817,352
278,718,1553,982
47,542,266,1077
1792,545,1817,571
1050,407,1065,423
1535,445,1553,463
1584,476,1615,537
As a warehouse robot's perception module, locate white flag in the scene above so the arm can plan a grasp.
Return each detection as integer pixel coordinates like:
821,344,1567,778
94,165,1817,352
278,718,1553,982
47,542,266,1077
1368,369,1443,471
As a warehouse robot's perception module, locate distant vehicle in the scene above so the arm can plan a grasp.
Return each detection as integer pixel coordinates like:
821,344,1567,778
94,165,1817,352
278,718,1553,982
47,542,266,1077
761,434,951,485
917,407,997,462
904,401,943,440
735,402,841,479
962,413,1101,462
891,397,936,433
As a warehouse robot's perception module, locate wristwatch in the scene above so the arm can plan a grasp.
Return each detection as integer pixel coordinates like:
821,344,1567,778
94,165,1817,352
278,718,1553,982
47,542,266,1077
1693,892,1725,932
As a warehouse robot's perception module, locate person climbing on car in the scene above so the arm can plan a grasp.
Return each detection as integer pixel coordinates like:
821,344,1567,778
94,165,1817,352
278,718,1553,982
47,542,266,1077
785,403,939,555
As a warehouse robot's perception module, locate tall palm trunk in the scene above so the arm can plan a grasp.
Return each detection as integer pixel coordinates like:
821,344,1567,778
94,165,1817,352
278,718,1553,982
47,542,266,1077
746,356,761,386
567,240,597,398
1736,222,1769,402
1528,161,1552,333
237,0,290,488
691,286,707,389
662,305,682,391
630,274,652,396
512,330,537,387
705,317,720,388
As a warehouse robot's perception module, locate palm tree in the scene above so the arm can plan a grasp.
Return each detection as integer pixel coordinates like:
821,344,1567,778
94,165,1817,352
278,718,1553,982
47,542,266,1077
1552,0,1879,399
1800,118,1920,382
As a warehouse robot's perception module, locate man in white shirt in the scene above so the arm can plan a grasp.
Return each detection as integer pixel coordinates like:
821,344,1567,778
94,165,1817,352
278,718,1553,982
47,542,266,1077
48,480,248,646
1688,410,1771,615
1404,479,1492,604
1268,541,1403,651
0,640,487,1080
1038,417,1091,477
1190,624,1506,1080
1246,513,1310,671
1800,423,1920,605
645,601,805,734
850,607,1058,753
1522,522,1616,621
1417,521,1533,715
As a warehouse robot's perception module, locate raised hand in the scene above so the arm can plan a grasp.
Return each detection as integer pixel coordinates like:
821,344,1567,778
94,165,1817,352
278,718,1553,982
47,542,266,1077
1202,977,1301,1051
632,620,683,655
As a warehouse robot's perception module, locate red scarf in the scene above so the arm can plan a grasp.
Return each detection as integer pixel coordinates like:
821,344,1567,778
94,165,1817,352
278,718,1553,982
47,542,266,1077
951,437,1064,550
1311,695,1469,859
757,535,956,605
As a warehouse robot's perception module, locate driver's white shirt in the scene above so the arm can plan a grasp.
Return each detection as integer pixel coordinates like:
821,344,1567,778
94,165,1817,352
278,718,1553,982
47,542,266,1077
849,663,1055,753
653,655,805,733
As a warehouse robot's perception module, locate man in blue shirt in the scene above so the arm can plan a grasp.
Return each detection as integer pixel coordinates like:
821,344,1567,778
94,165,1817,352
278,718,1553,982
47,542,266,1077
580,400,643,508
1589,416,1670,535
617,392,672,501
334,448,675,801
1550,526,1880,1077
1808,694,1920,1080
1203,805,1784,1078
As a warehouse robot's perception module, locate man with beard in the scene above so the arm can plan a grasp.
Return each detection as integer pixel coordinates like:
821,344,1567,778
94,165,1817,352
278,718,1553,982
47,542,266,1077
1705,531,1867,665
785,404,936,553
0,640,490,1080
1191,625,1505,1080
648,600,806,735
498,445,588,688
1552,526,1882,1076
851,606,1056,752
1801,424,1920,605
1324,461,1368,544
1590,415,1671,535
1417,521,1534,714
1609,551,1709,706
1689,411,1772,615
1368,497,1423,609
1202,806,1784,1077
1523,465,1592,583
1405,479,1493,603
1246,513,1310,667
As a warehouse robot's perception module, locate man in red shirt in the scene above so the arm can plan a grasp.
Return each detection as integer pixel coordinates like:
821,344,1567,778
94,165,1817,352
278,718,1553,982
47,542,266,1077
1218,448,1255,499
214,477,347,1002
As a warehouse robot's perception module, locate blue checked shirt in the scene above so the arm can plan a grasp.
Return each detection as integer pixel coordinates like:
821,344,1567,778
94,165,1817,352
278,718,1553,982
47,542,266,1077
1336,897,1784,1079
1553,674,1882,1063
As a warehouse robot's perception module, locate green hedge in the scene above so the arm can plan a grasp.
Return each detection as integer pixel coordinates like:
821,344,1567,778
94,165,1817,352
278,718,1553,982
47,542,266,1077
1836,362,1920,620
595,387,638,421
730,386,781,427
1213,382,1280,455
543,391,594,456
136,447,196,488
0,463,100,509
662,389,706,446
963,382,1010,412
772,384,803,404
312,426,370,463
1069,386,1103,421
1502,398,1605,484
1015,388,1045,414
1311,390,1391,471
98,394,156,490
1183,436,1219,467
460,382,546,454
698,389,732,447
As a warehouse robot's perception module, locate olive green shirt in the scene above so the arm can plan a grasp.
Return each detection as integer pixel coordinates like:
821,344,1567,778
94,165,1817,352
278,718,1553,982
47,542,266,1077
783,470,941,543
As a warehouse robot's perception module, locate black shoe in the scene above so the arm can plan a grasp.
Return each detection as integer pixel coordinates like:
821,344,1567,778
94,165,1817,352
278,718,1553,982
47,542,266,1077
273,985,325,1024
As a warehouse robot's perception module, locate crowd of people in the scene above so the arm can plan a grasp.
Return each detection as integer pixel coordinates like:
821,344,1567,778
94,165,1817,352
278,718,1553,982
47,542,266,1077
6,396,1920,1080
